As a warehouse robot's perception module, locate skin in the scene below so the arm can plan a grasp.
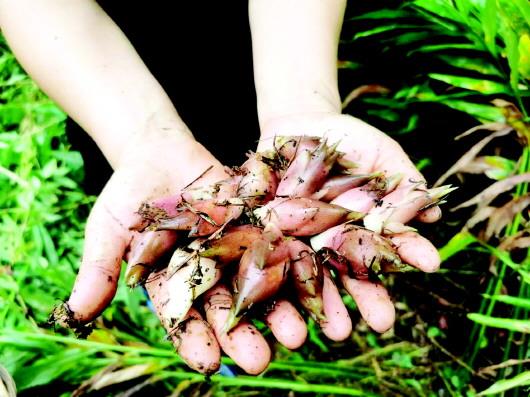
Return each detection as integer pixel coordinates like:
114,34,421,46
320,268,352,341
265,300,307,349
204,285,271,375
311,223,440,333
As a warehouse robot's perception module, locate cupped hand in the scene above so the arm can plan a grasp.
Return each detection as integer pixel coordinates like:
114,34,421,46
57,124,235,373
256,112,442,337
60,124,300,375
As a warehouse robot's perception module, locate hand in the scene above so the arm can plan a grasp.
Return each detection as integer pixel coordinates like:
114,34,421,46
60,123,296,375
256,112,442,335
56,124,237,373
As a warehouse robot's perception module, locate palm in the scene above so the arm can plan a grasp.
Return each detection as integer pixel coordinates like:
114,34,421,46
257,113,441,333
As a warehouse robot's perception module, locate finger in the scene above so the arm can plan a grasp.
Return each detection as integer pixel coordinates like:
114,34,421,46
340,275,395,333
320,268,352,341
145,270,221,374
67,164,182,323
66,195,132,323
204,284,271,375
265,300,307,350
414,206,442,223
390,232,441,273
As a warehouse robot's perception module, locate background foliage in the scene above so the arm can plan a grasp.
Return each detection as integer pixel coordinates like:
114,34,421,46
1,0,530,395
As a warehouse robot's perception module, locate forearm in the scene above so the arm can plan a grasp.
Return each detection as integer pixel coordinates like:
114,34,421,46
249,0,346,130
0,0,190,167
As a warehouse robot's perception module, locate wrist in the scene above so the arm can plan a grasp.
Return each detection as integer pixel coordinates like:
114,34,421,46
115,118,192,166
117,123,227,188
102,112,192,168
256,83,342,132
258,110,342,143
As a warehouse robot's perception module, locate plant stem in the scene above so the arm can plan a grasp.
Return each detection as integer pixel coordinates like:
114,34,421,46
0,330,370,378
159,371,376,396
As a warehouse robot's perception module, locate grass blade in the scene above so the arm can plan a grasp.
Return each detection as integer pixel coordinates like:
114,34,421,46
468,313,530,333
477,370,530,395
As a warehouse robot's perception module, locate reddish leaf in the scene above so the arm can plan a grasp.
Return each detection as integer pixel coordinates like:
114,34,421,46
485,194,530,239
499,231,530,251
459,156,515,180
452,173,530,211
435,125,513,186
466,206,495,229
341,84,390,109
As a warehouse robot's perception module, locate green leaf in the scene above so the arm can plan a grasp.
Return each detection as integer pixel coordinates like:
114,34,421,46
477,370,530,395
14,349,97,390
412,0,465,23
399,113,420,134
391,351,414,369
415,157,432,171
512,0,530,28
442,100,506,122
428,73,508,94
468,313,530,333
353,24,423,40
410,43,482,54
338,60,362,70
483,294,530,310
518,33,530,80
38,224,58,267
482,0,498,57
482,155,516,180
497,9,521,91
391,31,433,46
363,97,408,109
437,54,503,77
307,318,329,352
454,0,474,21
366,108,401,122
481,242,530,283
438,230,477,261
350,9,412,21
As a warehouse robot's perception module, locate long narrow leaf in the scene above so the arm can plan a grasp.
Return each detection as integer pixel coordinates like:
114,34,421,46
482,0,498,57
483,294,530,310
353,24,423,40
468,313,530,333
442,100,505,122
477,370,530,395
349,9,412,21
428,73,508,95
436,55,503,77
412,0,465,23
452,173,530,210
434,125,512,186
438,230,477,261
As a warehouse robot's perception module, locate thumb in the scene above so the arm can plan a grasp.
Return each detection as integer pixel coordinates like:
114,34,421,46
65,181,135,324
